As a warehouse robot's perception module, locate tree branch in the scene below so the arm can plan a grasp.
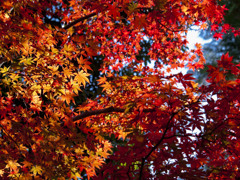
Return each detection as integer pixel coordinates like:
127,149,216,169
72,106,155,122
0,124,20,149
137,96,203,179
138,110,179,180
63,12,98,29
63,6,156,30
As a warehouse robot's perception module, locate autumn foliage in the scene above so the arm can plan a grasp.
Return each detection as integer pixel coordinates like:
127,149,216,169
0,0,240,179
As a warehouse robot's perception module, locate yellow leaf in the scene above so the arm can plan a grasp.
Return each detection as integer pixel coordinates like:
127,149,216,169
67,27,74,36
30,165,42,176
42,84,52,93
63,67,72,78
70,171,82,180
0,169,4,176
48,65,59,72
191,81,198,89
19,57,33,65
0,66,10,75
70,78,81,94
64,44,74,52
51,47,59,54
9,73,20,82
73,172,82,179
30,84,41,93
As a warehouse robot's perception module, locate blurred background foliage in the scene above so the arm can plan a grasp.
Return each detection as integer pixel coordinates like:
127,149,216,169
194,0,240,84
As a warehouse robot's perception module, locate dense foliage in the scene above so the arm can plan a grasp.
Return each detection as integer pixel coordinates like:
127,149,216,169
0,0,240,179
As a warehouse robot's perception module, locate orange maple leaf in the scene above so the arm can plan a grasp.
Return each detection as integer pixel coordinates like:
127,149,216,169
77,56,92,71
97,76,107,85
5,160,20,172
61,92,75,105
74,70,90,87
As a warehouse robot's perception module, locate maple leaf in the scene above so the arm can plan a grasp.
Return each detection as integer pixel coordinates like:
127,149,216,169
60,92,75,105
96,148,110,159
2,1,13,9
74,70,90,87
5,160,20,172
118,129,130,140
0,66,10,75
77,56,92,71
107,3,120,20
19,57,33,65
211,24,219,31
22,161,32,168
100,81,112,92
213,32,223,40
85,47,97,57
200,22,208,29
63,44,74,55
9,73,20,82
70,172,82,180
97,76,107,85
30,165,42,176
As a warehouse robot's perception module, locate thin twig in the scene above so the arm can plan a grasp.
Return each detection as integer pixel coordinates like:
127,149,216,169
0,61,5,68
0,124,20,149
